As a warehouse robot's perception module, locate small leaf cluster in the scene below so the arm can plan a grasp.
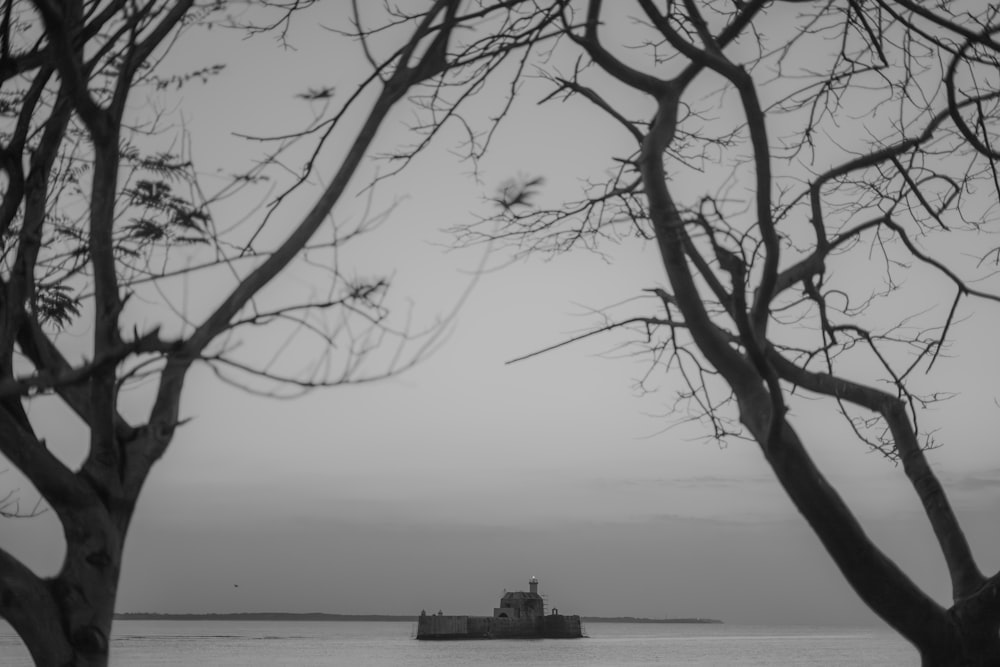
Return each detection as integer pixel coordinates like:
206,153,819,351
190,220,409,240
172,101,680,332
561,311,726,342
122,178,209,246
34,284,81,330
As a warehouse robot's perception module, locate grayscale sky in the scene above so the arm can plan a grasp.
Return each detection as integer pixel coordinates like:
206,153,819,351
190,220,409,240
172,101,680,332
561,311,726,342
5,3,1000,628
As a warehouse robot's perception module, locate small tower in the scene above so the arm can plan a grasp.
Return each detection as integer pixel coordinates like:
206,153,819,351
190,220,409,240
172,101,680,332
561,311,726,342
529,576,539,595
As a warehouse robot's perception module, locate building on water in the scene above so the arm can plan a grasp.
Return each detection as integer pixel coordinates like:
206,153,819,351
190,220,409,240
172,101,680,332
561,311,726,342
415,577,583,640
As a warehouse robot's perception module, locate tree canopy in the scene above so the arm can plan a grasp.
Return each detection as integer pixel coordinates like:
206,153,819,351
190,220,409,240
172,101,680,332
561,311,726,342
0,2,557,664
459,1,1000,664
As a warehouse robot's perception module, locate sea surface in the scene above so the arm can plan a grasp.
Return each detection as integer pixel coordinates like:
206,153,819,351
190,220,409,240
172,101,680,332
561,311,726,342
1,620,918,665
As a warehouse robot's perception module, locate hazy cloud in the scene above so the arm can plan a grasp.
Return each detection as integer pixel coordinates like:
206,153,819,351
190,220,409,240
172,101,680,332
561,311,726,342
943,468,1000,495
601,474,775,488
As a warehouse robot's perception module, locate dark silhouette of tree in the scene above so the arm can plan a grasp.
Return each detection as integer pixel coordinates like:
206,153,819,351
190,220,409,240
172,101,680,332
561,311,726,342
0,2,561,665
453,1,1000,664
5,1,998,663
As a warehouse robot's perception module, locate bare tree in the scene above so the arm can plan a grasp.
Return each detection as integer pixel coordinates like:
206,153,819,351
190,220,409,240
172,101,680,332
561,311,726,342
7,0,997,662
456,1,1000,664
0,2,561,665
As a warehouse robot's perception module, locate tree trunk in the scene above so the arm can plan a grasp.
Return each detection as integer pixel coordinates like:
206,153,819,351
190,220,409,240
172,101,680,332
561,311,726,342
916,612,1000,667
920,641,1000,666
44,571,118,667
5,568,116,667
6,502,126,666
13,565,120,666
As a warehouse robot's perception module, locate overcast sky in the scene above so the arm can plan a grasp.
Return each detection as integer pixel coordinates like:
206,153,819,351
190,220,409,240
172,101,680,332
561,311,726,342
4,2,1000,629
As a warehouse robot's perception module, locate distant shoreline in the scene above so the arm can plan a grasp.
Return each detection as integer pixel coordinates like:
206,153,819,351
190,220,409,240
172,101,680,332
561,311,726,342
584,617,723,624
114,612,722,624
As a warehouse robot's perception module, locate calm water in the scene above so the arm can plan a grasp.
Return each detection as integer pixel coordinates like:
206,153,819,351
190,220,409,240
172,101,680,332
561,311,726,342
1,620,917,665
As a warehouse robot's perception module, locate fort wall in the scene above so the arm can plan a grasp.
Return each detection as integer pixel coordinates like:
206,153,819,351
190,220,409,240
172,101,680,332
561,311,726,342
415,615,469,639
416,613,582,639
478,615,540,637
543,614,582,638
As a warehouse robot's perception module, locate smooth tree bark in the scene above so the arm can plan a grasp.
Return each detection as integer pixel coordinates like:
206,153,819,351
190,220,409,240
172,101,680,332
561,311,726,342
0,2,560,665
456,1,1000,664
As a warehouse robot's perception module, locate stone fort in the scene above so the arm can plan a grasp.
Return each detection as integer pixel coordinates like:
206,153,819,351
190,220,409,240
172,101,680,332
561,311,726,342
415,577,583,639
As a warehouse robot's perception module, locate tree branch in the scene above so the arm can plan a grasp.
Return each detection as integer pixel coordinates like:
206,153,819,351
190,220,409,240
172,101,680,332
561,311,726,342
768,347,985,599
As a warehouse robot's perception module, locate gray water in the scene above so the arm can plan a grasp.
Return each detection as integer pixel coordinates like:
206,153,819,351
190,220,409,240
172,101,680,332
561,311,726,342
1,620,917,665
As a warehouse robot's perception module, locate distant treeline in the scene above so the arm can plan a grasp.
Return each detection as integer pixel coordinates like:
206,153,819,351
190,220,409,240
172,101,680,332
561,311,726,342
114,612,721,624
114,613,415,622
581,616,723,624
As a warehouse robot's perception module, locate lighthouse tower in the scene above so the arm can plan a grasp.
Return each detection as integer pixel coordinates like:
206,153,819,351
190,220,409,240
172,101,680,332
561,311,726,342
529,576,539,595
